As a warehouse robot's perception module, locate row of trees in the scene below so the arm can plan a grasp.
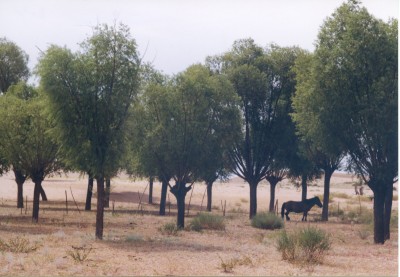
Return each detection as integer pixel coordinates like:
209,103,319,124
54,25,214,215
0,1,397,244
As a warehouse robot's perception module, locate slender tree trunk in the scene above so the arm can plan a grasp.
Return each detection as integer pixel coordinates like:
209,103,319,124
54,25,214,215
104,177,110,208
159,180,168,216
32,181,41,223
301,174,307,201
268,180,278,212
249,182,258,219
148,176,154,204
373,187,385,244
95,176,105,240
85,175,94,211
14,169,26,208
206,181,213,212
170,181,190,228
384,183,393,241
39,184,47,201
176,191,186,229
321,170,334,221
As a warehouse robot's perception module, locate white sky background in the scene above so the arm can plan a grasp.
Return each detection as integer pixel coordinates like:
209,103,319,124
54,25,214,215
0,0,398,76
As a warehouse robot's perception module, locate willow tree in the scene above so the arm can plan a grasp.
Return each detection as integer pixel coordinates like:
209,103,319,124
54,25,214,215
208,40,305,218
294,1,397,243
0,85,61,222
131,64,240,228
37,23,140,239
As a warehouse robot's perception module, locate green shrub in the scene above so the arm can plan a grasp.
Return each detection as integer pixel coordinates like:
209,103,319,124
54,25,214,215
251,212,284,230
159,222,179,236
298,227,331,263
276,230,297,261
188,213,225,232
276,227,331,264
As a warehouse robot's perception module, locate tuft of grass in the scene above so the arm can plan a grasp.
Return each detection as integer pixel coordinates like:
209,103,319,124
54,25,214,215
125,234,145,242
358,229,370,240
328,204,345,217
159,222,179,236
330,192,351,199
188,213,225,232
251,212,284,230
316,194,333,203
0,236,39,253
276,227,331,264
240,198,248,203
67,246,92,263
218,255,253,273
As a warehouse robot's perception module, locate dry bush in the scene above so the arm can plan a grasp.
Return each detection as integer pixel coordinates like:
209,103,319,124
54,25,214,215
67,245,92,263
218,255,253,273
330,192,351,199
159,222,179,236
0,236,39,253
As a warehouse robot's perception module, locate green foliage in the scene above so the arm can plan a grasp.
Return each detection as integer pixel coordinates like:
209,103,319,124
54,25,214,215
0,83,61,181
251,212,284,230
209,39,307,218
0,38,29,93
188,213,225,232
37,23,140,179
276,227,331,264
292,1,397,243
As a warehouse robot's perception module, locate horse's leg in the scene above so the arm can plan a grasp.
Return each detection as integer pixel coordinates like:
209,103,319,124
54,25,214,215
285,211,290,221
303,211,308,221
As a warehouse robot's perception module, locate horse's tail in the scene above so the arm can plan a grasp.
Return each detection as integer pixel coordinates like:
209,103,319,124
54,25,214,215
281,203,285,219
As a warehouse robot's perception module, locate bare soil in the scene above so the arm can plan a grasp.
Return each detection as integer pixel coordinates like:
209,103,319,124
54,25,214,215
0,172,397,276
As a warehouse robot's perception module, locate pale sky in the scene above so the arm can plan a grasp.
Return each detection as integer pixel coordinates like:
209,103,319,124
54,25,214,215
0,0,398,76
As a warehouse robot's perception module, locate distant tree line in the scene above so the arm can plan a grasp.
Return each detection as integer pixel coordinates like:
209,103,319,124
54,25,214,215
0,1,397,244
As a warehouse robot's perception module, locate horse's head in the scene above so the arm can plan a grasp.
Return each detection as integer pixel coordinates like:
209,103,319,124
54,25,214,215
314,196,323,208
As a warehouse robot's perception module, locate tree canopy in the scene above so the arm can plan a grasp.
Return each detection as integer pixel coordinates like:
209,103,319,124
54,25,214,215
37,23,141,239
0,38,29,94
293,0,397,243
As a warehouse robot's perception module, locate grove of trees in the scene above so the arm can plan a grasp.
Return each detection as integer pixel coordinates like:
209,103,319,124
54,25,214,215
0,1,397,244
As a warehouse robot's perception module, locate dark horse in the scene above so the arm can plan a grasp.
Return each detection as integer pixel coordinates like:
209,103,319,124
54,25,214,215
281,196,323,221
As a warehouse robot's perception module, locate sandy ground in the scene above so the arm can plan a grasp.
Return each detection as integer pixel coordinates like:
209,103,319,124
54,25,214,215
0,172,397,276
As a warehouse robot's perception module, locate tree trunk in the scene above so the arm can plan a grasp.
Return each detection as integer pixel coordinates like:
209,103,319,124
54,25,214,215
104,177,110,208
170,181,190,228
85,175,94,211
249,182,258,219
39,184,47,201
148,176,154,204
95,176,105,240
321,170,334,221
373,187,385,244
159,180,168,216
32,181,41,223
384,183,393,241
206,181,213,212
14,169,26,208
268,180,278,212
301,174,307,201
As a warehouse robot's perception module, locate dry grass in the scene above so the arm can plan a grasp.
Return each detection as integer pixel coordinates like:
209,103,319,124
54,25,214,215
0,172,397,276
